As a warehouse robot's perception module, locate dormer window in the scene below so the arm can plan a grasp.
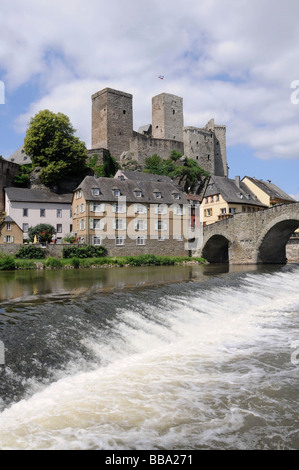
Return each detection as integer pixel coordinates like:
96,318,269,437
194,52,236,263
92,188,100,196
154,191,162,199
113,189,121,197
134,190,142,198
173,192,180,200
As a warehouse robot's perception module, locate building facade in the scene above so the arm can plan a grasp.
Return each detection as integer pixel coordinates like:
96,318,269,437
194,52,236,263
72,176,196,256
201,175,267,225
5,188,73,242
0,216,23,244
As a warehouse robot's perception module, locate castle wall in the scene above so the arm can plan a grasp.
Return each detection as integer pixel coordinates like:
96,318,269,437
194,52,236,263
214,125,227,177
183,127,215,174
129,132,184,165
92,88,133,159
0,159,20,212
152,93,184,142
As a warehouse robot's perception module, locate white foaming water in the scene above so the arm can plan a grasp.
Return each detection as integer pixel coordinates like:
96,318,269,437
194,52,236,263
0,267,298,450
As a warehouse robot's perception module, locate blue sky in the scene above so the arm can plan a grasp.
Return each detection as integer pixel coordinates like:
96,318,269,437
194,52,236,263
1,0,299,199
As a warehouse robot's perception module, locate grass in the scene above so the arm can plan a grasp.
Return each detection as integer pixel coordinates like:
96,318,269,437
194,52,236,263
12,254,207,270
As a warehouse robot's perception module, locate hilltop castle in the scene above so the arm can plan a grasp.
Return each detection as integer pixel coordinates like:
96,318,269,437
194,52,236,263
91,88,228,177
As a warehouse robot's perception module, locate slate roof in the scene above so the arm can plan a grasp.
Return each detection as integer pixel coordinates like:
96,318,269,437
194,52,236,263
77,176,189,205
5,187,73,204
7,145,32,165
204,175,267,207
242,177,296,202
114,169,174,184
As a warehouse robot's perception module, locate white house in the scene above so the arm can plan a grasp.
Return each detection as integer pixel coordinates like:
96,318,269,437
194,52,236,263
5,188,73,242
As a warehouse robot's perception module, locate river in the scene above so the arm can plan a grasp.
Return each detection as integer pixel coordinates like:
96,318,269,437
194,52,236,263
0,263,298,450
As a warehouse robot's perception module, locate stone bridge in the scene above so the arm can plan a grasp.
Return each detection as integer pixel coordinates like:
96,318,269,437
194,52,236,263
197,202,299,264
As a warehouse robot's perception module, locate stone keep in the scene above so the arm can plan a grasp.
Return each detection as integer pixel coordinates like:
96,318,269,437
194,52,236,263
152,93,184,142
92,88,133,159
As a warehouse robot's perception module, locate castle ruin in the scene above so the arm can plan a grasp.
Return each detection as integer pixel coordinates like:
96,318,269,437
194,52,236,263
91,87,228,177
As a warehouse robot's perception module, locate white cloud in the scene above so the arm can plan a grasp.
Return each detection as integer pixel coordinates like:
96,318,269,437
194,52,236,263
2,0,299,161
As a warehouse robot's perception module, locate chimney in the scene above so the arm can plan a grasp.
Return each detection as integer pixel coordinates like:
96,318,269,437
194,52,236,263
235,176,240,188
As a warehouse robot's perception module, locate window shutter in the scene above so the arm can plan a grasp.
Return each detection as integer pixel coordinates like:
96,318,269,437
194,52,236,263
100,203,105,213
11,236,14,243
3,236,6,243
164,221,168,231
155,221,158,231
100,220,105,230
90,218,94,229
113,220,116,229
112,203,116,213
144,221,147,231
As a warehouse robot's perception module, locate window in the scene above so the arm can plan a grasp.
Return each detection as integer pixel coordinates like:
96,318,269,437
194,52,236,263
90,203,105,213
6,223,11,231
3,236,13,243
158,236,164,241
204,208,213,217
57,209,62,218
80,203,85,213
40,209,46,217
135,220,147,231
134,204,146,214
75,190,82,199
93,236,102,245
92,188,100,196
56,224,62,233
216,194,220,201
114,219,125,230
23,208,28,217
115,236,124,246
134,190,142,198
113,203,125,213
80,219,85,230
173,193,180,200
205,198,209,204
154,191,162,198
23,223,29,233
229,208,236,214
136,236,145,246
113,189,120,197
210,196,214,202
220,208,226,214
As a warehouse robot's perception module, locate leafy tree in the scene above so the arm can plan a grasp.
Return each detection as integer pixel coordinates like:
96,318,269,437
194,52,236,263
28,223,56,243
144,151,209,191
24,110,87,186
87,153,120,178
13,164,34,187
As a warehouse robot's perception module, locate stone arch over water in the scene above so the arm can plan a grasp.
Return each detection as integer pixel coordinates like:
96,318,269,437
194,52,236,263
257,218,299,264
202,234,230,263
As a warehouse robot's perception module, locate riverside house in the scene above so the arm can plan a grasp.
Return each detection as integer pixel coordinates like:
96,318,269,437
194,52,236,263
201,175,267,225
5,188,73,243
72,175,194,256
0,216,23,244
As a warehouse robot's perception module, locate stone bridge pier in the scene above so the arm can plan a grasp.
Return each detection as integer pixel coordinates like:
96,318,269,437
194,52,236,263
197,202,299,264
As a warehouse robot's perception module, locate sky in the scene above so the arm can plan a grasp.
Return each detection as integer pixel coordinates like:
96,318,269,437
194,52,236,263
0,0,299,199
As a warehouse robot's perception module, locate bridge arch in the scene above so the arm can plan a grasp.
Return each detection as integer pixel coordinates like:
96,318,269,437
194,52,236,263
257,217,299,264
202,234,230,263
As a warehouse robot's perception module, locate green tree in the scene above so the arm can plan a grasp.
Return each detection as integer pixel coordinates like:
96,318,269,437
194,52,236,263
24,110,87,186
28,224,56,243
144,152,209,191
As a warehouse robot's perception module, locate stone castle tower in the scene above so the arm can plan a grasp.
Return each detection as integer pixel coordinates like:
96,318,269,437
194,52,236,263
92,88,133,160
152,93,184,142
91,87,228,177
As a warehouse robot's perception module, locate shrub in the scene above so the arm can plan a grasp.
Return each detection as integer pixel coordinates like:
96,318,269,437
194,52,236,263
28,224,56,243
71,257,80,268
0,253,15,270
46,257,63,268
15,245,46,259
62,245,107,259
